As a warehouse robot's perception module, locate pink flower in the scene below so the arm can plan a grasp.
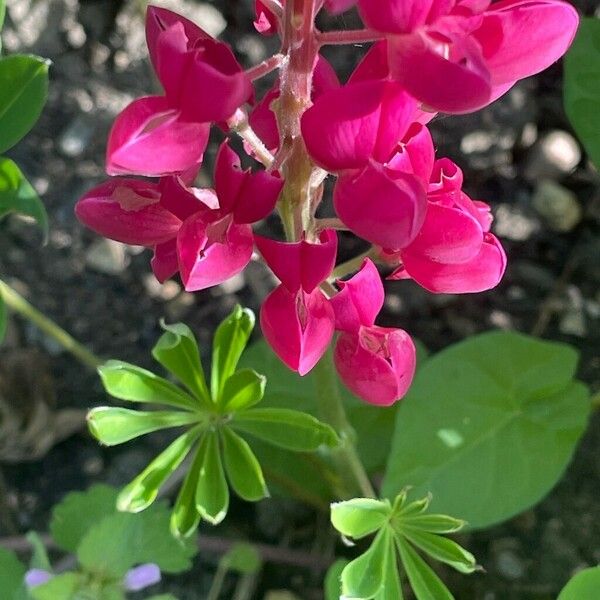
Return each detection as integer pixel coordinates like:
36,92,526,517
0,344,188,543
78,142,282,292
357,0,579,113
386,159,507,293
255,0,280,35
107,7,252,176
256,231,338,375
331,260,416,405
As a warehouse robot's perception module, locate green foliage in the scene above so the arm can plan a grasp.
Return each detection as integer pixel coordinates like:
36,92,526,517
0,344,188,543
29,573,83,600
92,307,337,536
221,543,263,575
383,331,590,529
325,559,349,600
558,566,600,600
0,548,26,599
564,17,600,169
0,0,6,35
0,288,6,343
330,492,477,600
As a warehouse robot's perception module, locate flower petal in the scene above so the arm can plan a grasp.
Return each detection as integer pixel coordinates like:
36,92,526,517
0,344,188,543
358,0,442,34
152,239,179,283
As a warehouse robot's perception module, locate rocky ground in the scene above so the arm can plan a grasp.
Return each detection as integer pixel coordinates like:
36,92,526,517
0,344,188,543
0,1,599,598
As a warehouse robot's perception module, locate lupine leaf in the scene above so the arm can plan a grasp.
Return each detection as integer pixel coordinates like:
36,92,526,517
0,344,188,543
221,426,268,502
396,496,431,518
396,514,466,534
220,368,266,412
558,566,600,599
29,573,82,600
0,55,49,153
341,527,391,599
211,306,255,401
399,528,478,574
331,498,391,539
0,0,6,33
325,559,348,600
98,360,198,410
171,447,203,538
195,432,229,525
222,543,263,575
232,408,338,451
0,157,48,237
117,427,202,512
377,544,404,600
396,537,453,600
152,322,210,406
0,548,26,599
87,407,199,446
26,532,51,571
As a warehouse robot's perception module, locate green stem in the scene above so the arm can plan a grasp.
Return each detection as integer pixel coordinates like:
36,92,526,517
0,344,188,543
332,247,377,280
206,562,229,600
0,279,102,370
313,347,376,499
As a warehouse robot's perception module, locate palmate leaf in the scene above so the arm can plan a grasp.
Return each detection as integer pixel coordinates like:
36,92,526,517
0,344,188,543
330,498,391,539
220,368,266,412
0,548,26,599
171,448,203,538
558,566,600,600
195,432,229,525
29,573,83,600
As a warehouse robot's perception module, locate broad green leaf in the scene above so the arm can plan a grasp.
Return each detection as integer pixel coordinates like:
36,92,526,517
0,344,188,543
152,322,210,405
195,431,229,525
377,547,403,600
221,426,268,502
383,332,591,529
171,447,203,538
396,514,466,535
232,408,338,451
341,528,391,599
564,18,600,168
220,368,266,412
398,529,477,574
98,360,198,410
117,427,202,512
0,288,6,344
211,306,254,401
0,157,47,236
30,573,82,600
0,0,5,33
26,532,51,571
222,542,263,575
0,548,26,599
88,407,199,446
325,559,348,600
0,55,49,153
558,566,600,600
50,484,118,553
77,502,196,577
331,498,391,539
396,538,453,600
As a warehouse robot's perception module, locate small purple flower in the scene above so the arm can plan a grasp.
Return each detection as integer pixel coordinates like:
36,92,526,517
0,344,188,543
25,569,53,589
123,563,161,592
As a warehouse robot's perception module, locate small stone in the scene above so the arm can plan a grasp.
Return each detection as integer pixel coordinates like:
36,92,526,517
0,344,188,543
143,274,181,301
165,292,195,321
532,180,582,232
524,130,581,181
494,204,540,241
85,239,129,275
219,273,246,295
496,550,525,580
58,116,96,157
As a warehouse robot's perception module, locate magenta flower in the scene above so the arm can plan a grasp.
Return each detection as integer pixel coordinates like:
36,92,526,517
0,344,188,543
357,0,579,113
107,7,252,176
331,260,416,406
256,231,338,375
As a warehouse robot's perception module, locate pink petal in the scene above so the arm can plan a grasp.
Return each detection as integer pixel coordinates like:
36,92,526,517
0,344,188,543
331,259,384,333
150,22,190,104
152,239,179,283
401,232,507,293
254,0,280,35
301,80,417,171
348,41,391,84
474,0,579,85
75,179,181,245
249,87,280,152
255,230,338,293
388,32,492,113
313,55,341,97
106,97,209,177
334,162,427,250
159,177,215,221
177,213,253,291
334,326,416,406
324,0,358,15
260,286,335,376
428,158,464,198
387,123,435,183
358,0,439,33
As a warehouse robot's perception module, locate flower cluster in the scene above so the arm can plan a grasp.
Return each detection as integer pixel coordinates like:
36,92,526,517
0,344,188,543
76,2,578,406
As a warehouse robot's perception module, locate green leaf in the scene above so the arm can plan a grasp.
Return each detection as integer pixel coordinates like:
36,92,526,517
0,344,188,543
195,431,229,525
221,426,268,502
147,596,180,600
77,502,196,577
558,566,600,600
98,360,198,410
211,306,255,401
117,427,202,512
232,408,338,451
383,331,591,529
222,542,263,575
398,528,477,574
171,447,203,538
331,498,391,539
50,484,118,553
0,55,49,153
341,528,391,599
26,532,51,571
220,368,266,412
0,0,6,33
396,538,453,600
0,548,26,599
0,288,6,344
564,18,600,169
153,322,210,406
30,573,82,600
396,514,466,535
88,407,199,446
0,157,47,236
325,559,348,600
377,549,403,600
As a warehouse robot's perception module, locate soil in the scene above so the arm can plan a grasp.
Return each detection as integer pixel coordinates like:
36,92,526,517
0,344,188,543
0,1,599,599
